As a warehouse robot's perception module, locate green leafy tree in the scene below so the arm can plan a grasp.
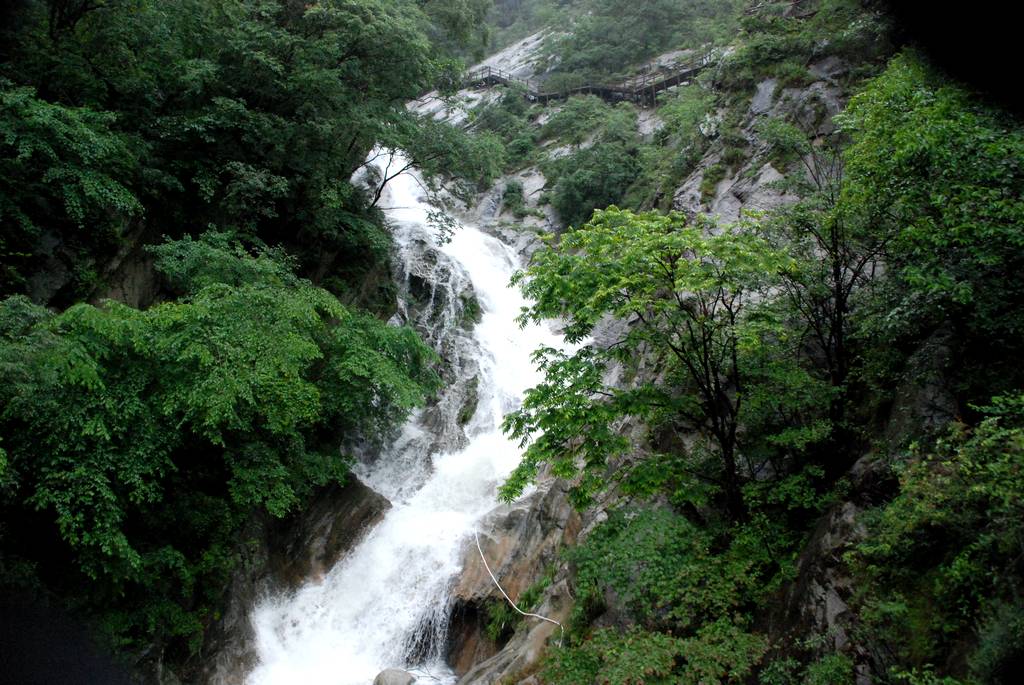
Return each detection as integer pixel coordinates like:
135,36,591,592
545,103,642,228
756,120,892,429
542,510,771,685
0,81,142,293
552,0,737,77
501,207,812,519
837,53,1024,399
0,234,438,653
1,0,496,301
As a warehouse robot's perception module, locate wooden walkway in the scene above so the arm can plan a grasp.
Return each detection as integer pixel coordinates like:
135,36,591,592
463,52,715,107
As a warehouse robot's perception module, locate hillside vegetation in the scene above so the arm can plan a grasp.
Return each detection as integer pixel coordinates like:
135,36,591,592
0,0,494,669
1,1,1023,683
473,2,1024,684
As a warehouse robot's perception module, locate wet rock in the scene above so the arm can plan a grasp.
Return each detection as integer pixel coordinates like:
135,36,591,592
373,668,416,685
390,226,481,458
272,479,392,587
409,31,551,127
809,55,849,83
456,578,573,685
750,78,777,114
26,230,77,305
884,326,958,447
452,481,580,609
473,31,550,81
710,162,797,223
94,222,162,309
447,481,581,680
768,81,845,137
457,376,479,426
637,109,665,138
671,159,711,219
767,455,898,680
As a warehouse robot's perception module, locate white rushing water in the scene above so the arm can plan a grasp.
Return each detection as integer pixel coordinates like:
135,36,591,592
246,153,561,685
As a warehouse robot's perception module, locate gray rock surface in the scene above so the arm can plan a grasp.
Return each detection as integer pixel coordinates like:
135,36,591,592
768,454,899,683
447,480,580,682
884,326,958,447
373,668,416,685
456,578,573,685
750,78,777,114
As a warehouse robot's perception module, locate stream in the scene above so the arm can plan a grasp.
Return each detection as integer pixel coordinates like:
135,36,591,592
245,153,560,685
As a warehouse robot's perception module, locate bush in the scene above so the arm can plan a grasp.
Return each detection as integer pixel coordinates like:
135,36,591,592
502,179,528,218
851,395,1024,679
483,568,553,644
0,234,439,654
543,621,766,685
545,105,641,228
470,87,538,170
700,162,728,201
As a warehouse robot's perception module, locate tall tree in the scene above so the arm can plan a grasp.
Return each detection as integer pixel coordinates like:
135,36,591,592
500,208,817,520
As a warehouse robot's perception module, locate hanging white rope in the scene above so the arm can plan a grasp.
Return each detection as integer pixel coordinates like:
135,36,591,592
474,531,564,647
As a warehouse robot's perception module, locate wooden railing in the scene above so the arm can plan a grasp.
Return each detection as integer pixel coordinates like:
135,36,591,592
463,50,716,107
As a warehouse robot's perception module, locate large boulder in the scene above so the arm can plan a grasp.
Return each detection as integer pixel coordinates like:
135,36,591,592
456,578,573,685
884,326,958,447
373,668,416,685
447,480,581,681
271,478,394,587
767,455,898,684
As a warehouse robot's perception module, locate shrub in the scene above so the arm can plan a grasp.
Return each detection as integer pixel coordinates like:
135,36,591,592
502,179,528,218
851,395,1024,679
700,162,728,201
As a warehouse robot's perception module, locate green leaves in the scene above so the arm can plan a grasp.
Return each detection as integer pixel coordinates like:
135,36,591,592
549,0,735,79
517,208,788,336
839,54,1024,373
503,208,814,516
0,81,142,293
544,108,642,229
2,0,498,303
543,508,770,685
0,234,437,651
501,345,633,507
851,395,1024,677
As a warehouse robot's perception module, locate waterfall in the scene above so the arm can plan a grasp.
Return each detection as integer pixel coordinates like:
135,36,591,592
245,153,561,685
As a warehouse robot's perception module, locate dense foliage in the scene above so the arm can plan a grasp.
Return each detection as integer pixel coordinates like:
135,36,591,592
502,207,831,518
500,40,1024,685
0,0,495,304
487,0,739,79
548,0,739,78
0,235,438,656
850,396,1024,683
0,0,491,667
838,55,1024,403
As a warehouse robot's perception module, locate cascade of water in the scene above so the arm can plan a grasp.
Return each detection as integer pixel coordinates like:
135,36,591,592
245,153,561,685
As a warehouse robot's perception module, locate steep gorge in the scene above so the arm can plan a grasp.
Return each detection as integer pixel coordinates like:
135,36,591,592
4,2,1022,684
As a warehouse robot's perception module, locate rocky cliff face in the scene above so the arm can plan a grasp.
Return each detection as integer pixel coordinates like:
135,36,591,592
765,456,895,684
446,478,581,683
674,62,848,223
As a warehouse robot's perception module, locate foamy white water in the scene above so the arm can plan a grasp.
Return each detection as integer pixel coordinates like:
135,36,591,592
246,153,561,685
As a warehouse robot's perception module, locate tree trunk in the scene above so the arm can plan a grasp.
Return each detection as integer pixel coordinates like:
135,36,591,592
720,441,747,522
